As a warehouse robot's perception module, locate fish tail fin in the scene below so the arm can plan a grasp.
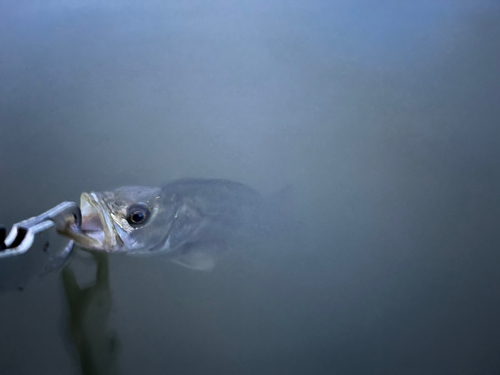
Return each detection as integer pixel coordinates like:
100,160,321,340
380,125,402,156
264,183,301,233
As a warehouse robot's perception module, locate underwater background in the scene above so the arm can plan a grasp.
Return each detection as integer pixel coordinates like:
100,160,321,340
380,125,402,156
1,1,500,374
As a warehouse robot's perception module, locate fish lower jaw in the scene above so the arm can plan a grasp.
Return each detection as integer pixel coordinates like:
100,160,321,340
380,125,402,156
62,228,118,252
78,192,122,251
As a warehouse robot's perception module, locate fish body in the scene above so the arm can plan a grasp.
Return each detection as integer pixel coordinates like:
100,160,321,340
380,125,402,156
60,179,286,270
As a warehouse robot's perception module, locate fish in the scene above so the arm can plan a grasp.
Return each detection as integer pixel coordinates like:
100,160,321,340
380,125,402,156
59,178,292,271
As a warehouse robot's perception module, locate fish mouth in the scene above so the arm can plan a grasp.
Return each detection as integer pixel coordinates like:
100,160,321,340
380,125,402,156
72,192,121,251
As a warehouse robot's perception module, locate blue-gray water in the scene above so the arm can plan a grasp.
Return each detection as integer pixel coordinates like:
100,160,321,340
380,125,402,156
1,1,500,374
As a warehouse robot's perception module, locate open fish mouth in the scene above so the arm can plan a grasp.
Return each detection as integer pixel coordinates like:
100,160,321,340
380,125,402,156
75,192,121,251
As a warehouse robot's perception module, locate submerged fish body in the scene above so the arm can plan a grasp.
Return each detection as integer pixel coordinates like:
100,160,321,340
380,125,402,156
60,179,286,270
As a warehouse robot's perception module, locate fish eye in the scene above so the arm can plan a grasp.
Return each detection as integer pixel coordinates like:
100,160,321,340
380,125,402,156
126,204,150,226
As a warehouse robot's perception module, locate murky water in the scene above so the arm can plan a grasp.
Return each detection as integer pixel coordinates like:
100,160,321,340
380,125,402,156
1,1,500,374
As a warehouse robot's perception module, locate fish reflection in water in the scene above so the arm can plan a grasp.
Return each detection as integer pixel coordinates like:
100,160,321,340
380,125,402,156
62,252,120,375
60,178,295,271
58,178,296,374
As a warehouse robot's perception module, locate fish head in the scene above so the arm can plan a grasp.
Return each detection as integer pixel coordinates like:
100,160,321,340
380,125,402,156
65,186,177,253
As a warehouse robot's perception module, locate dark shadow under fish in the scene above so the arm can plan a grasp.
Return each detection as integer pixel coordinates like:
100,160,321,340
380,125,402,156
62,251,120,375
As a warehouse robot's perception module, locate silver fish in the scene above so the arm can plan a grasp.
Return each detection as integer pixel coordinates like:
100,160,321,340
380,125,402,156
59,178,289,271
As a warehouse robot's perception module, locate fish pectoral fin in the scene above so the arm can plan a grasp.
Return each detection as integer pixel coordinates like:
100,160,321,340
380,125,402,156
170,241,227,271
171,252,214,271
